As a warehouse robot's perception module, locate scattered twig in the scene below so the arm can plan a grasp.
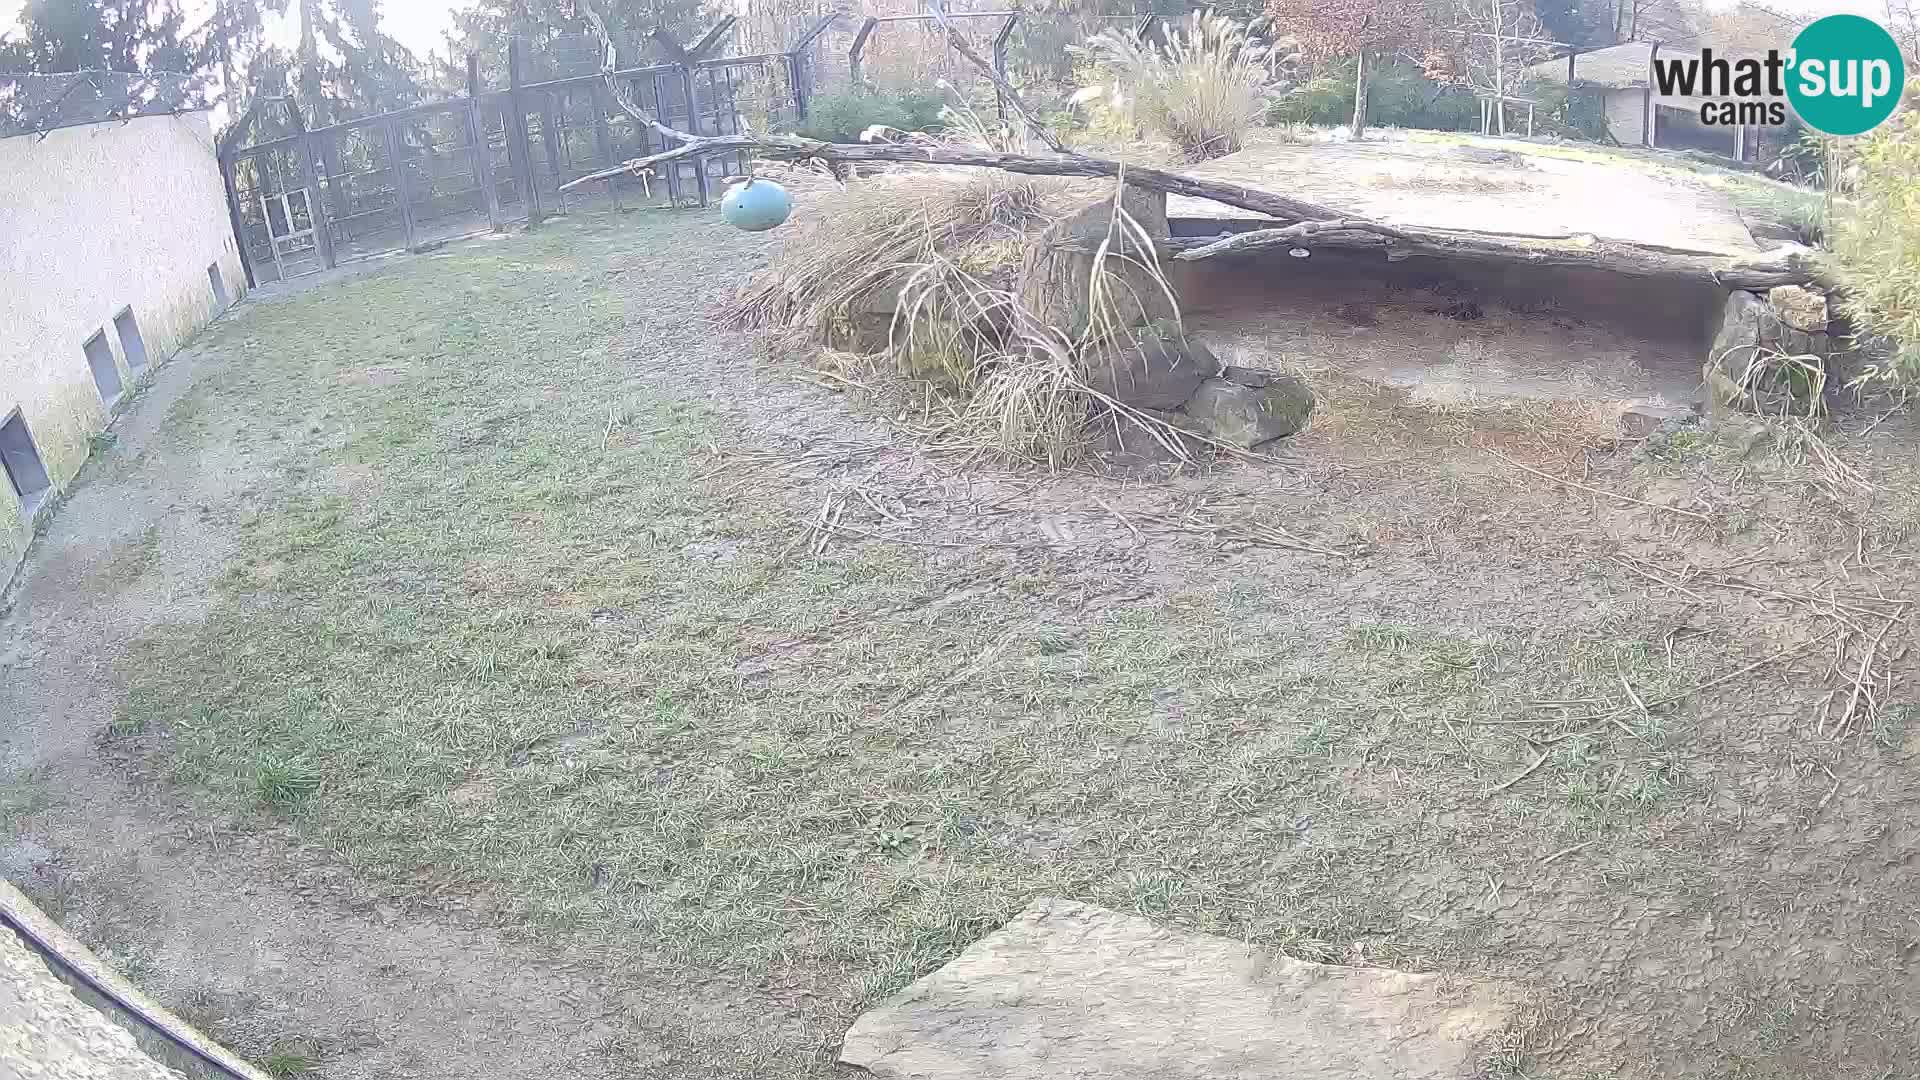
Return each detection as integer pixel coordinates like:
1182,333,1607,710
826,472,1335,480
1491,451,1709,520
1833,613,1903,737
1538,839,1597,866
1616,668,1650,736
1488,744,1552,795
1093,497,1143,547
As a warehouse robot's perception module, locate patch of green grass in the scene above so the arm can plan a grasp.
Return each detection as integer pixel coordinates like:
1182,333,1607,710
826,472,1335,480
0,769,49,833
252,758,322,807
259,1049,321,1078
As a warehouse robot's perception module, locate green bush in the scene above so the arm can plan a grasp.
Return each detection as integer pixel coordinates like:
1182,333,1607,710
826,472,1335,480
797,87,947,143
1274,58,1478,132
1834,86,1920,379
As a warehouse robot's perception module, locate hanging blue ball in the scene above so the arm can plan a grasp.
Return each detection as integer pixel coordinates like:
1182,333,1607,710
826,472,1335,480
720,179,792,232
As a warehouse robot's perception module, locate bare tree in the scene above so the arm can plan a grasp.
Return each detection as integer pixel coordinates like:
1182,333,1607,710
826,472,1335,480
1447,0,1550,135
1267,0,1430,138
1888,0,1920,60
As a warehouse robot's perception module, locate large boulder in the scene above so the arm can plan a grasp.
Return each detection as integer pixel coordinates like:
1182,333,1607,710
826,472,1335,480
1018,183,1174,337
1704,288,1842,414
1084,320,1216,409
1095,407,1205,467
1180,375,1314,448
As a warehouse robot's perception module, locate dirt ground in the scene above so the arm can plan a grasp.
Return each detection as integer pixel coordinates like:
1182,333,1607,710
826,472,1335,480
3,206,1918,1079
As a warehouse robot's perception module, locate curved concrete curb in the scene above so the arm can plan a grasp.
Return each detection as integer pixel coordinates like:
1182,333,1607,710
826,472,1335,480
1,878,268,1080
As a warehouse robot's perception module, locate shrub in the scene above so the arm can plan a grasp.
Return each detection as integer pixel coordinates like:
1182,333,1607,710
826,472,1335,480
1833,86,1920,379
1075,11,1291,161
1276,57,1477,131
796,87,946,143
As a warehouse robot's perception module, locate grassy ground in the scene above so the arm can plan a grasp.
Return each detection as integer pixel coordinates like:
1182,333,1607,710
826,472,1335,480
94,208,1920,1077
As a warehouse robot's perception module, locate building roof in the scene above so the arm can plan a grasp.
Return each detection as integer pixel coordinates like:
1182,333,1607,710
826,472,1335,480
1529,40,1783,104
0,70,208,140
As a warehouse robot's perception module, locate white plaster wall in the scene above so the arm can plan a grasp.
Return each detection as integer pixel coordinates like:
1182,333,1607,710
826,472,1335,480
1604,89,1647,146
0,110,244,572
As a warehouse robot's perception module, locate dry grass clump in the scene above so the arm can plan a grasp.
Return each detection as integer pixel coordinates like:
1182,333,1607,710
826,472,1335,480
1832,89,1920,382
1073,11,1293,162
722,170,1064,352
723,159,1187,468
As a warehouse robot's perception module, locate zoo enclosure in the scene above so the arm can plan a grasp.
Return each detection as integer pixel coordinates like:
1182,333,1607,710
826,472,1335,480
218,9,1158,285
220,17,839,285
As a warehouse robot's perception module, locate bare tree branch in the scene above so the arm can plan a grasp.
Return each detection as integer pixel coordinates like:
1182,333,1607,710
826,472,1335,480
573,0,695,145
561,132,1350,222
923,0,1070,154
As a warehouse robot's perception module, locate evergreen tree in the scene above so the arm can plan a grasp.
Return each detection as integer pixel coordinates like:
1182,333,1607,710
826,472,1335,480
1531,0,1613,48
1,0,194,74
293,0,424,126
440,0,719,89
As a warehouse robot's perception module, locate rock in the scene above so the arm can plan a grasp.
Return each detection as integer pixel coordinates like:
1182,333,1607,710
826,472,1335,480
1017,183,1173,336
1768,285,1828,333
1085,321,1215,409
840,898,1519,1080
1704,290,1770,410
1096,407,1204,467
1179,376,1313,448
1617,402,1695,439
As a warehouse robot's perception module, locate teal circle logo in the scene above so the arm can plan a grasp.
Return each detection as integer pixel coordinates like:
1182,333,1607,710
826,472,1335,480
1787,14,1905,136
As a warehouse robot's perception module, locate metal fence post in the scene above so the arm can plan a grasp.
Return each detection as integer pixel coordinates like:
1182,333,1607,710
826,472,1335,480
219,152,257,289
381,118,419,251
849,17,878,87
682,64,709,206
507,37,543,225
992,13,1018,122
467,53,503,231
589,82,623,210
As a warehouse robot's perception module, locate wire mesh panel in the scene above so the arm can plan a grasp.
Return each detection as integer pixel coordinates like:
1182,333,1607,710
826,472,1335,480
396,104,501,248
316,121,406,263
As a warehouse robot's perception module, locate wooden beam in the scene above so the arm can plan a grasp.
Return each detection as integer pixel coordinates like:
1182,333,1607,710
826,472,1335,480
848,17,878,86
466,53,503,230
688,16,737,60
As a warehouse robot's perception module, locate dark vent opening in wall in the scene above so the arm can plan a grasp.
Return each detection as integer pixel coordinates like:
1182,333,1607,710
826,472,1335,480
83,330,123,403
114,307,149,370
208,263,229,308
0,410,52,516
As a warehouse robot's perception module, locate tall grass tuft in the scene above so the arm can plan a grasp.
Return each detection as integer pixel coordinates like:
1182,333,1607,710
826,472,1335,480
1833,84,1920,381
723,126,1189,467
1073,11,1291,162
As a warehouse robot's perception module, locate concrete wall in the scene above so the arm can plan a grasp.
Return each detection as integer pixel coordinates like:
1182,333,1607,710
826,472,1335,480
1604,88,1647,146
0,110,243,575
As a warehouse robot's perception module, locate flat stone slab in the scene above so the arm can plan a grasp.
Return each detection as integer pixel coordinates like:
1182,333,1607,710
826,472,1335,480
1168,131,1761,257
840,898,1519,1079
